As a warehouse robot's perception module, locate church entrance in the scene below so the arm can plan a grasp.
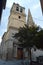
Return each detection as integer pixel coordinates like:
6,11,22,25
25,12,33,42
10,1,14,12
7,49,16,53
17,48,23,59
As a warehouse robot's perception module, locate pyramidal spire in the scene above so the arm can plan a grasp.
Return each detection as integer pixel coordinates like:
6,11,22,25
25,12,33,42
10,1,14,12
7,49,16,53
27,9,35,27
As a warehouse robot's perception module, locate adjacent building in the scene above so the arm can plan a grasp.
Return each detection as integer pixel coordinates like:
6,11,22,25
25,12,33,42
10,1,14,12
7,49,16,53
0,0,7,21
40,0,43,14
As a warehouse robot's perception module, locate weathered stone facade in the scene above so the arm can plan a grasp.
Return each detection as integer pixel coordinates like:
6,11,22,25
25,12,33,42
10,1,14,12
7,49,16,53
1,3,35,60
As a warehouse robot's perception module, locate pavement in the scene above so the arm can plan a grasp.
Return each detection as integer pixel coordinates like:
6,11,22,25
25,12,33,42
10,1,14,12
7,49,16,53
0,59,30,65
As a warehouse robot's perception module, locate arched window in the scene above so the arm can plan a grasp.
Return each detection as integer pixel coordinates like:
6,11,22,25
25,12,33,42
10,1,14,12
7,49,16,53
18,16,21,19
16,7,19,11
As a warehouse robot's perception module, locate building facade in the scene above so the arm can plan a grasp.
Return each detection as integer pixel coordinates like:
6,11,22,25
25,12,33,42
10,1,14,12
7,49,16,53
40,0,43,14
1,3,35,60
0,0,7,21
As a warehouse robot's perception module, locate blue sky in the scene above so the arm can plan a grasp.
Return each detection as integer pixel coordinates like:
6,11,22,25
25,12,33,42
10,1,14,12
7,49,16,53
0,0,43,43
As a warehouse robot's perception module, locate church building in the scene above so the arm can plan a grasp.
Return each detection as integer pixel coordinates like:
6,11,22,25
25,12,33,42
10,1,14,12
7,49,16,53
1,3,35,60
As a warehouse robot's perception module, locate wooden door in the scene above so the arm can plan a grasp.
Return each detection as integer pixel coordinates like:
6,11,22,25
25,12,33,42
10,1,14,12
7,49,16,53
17,48,23,59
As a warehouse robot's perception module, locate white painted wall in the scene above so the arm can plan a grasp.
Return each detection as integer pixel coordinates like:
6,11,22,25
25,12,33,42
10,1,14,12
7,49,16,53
31,48,43,61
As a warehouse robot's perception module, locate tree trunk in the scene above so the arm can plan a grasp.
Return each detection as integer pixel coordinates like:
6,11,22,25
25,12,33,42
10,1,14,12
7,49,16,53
29,48,32,65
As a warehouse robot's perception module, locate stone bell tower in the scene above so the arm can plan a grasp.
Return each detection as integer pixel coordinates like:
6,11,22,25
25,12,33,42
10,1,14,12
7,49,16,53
1,3,26,60
5,3,26,42
27,9,35,27
8,3,26,30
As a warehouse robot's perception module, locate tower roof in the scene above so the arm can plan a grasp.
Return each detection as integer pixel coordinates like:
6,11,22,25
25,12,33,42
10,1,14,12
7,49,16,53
13,3,25,9
27,9,36,27
7,3,26,30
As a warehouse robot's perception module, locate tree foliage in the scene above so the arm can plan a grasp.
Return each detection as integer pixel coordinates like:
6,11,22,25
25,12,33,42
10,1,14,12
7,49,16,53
34,29,43,49
14,24,42,49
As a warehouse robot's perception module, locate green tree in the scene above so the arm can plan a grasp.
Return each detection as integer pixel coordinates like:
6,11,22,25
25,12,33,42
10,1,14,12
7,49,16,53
34,29,43,49
14,25,40,48
14,25,39,60
13,24,41,64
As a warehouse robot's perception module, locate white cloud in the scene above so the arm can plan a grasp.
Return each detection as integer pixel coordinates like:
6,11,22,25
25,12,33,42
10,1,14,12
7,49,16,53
0,36,2,44
32,2,40,10
6,0,31,8
6,0,14,8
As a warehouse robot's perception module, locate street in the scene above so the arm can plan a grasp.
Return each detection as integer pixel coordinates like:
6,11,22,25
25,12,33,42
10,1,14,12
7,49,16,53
0,59,30,65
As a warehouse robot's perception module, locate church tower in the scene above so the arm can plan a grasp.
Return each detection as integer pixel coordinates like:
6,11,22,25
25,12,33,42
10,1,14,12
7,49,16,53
1,3,26,60
27,9,35,27
8,3,26,30
5,3,26,41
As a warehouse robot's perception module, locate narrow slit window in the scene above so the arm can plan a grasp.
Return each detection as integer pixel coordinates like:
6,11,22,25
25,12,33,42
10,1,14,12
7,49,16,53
20,7,23,13
16,7,19,11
